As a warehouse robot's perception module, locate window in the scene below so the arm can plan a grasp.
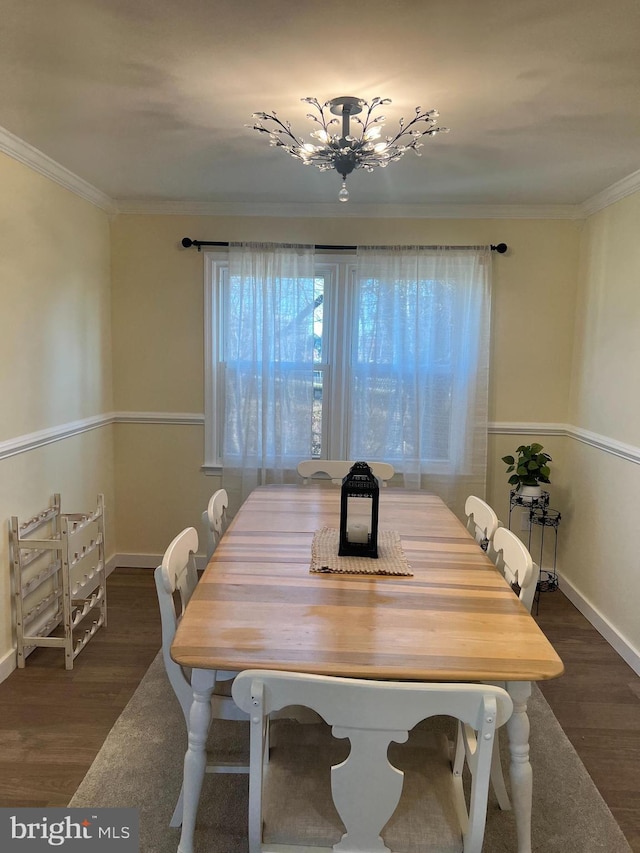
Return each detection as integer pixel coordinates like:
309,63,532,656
204,245,490,496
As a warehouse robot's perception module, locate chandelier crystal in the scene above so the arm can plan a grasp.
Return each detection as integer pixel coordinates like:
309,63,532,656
248,96,449,202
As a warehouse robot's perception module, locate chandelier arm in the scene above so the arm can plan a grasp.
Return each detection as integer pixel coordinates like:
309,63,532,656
307,98,328,126
253,113,306,147
319,105,336,138
384,113,441,147
252,125,299,146
358,100,377,137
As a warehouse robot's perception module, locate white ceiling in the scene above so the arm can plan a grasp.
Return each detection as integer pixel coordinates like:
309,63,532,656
1,0,639,211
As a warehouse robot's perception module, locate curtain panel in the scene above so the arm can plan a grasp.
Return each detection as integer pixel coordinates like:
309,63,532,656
220,242,491,516
353,245,492,513
222,242,316,507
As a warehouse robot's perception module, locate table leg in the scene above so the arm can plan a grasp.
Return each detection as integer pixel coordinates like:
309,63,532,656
505,681,533,853
177,668,216,853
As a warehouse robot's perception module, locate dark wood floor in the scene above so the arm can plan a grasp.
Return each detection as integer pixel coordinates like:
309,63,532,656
534,588,640,852
0,568,161,808
0,568,638,851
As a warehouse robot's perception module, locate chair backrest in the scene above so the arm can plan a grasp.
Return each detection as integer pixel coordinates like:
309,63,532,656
486,518,504,565
491,525,537,612
203,488,229,560
297,460,395,486
464,495,499,549
233,670,512,853
154,527,199,722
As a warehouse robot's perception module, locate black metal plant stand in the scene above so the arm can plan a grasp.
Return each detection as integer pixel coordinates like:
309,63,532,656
508,489,561,612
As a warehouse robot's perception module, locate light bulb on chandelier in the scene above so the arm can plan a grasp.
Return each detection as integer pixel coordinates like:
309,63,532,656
248,96,449,202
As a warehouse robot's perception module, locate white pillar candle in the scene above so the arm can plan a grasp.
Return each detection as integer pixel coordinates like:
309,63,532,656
347,522,369,544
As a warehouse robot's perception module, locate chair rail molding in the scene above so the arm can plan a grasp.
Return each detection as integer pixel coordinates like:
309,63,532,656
112,411,205,425
568,424,640,465
489,421,568,436
0,413,115,461
3,416,639,465
489,421,640,465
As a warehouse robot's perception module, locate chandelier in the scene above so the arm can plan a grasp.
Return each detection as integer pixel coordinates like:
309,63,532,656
248,96,449,202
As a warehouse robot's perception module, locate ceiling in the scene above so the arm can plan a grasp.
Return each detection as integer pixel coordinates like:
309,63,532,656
1,0,639,211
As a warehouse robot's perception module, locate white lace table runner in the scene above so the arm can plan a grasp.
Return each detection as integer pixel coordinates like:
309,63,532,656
310,527,413,576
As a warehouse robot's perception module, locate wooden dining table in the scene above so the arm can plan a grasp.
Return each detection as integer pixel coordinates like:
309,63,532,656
171,484,564,853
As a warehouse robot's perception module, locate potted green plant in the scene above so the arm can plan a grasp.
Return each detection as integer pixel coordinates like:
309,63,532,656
502,443,552,499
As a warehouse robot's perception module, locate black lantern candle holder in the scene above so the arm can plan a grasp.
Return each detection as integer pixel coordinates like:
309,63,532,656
339,461,379,558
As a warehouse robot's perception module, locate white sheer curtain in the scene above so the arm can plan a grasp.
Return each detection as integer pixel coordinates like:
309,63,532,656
351,245,492,515
222,242,316,510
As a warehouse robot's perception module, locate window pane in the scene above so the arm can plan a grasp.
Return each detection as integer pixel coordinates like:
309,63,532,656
350,277,455,462
313,277,324,363
222,271,322,460
312,276,324,457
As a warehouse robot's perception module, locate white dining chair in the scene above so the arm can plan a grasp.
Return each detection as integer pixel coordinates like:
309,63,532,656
232,669,513,853
297,459,395,486
154,526,249,828
464,495,499,550
458,524,538,811
491,525,538,613
202,488,229,561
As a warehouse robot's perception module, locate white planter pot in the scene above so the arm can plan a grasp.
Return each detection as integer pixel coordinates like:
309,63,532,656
518,484,542,503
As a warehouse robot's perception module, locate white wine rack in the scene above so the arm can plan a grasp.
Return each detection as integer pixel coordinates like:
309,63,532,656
10,494,107,669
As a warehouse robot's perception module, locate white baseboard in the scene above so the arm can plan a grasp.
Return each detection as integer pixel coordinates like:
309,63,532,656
0,647,16,683
0,553,210,685
89,556,640,676
557,571,640,676
108,557,640,674
0,560,120,686
109,553,160,569
3,557,637,686
112,553,208,570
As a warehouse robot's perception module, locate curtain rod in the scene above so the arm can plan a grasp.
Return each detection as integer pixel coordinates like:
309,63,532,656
181,238,508,254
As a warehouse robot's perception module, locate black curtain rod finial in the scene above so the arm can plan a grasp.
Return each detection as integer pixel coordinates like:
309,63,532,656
492,243,508,254
182,237,227,252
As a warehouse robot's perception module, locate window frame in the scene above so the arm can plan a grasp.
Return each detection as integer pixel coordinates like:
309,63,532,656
203,253,226,473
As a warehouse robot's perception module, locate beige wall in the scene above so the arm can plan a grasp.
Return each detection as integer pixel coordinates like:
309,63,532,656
4,136,639,676
110,214,580,554
4,147,640,674
560,191,640,656
0,152,114,673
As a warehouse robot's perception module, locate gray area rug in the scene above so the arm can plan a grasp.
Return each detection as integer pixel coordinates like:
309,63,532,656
70,652,632,852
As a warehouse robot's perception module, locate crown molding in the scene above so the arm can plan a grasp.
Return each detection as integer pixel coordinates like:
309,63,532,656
114,198,581,220
580,167,640,217
0,124,116,213
2,120,637,220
